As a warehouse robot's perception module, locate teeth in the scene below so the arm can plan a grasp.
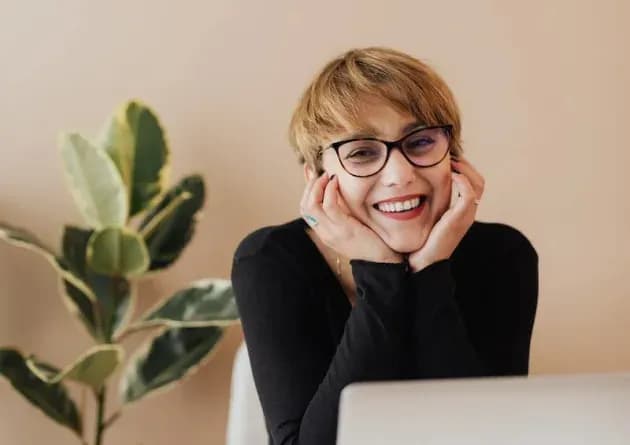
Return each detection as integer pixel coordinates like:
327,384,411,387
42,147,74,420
377,197,424,213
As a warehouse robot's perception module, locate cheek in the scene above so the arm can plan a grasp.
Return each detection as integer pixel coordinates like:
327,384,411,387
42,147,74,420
321,151,343,177
439,171,453,199
337,179,372,217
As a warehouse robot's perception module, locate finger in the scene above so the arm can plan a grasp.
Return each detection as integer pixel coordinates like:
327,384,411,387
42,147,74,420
302,200,329,230
451,159,484,199
322,176,348,222
306,173,330,209
336,186,353,215
454,156,483,185
302,174,333,230
452,172,478,211
300,174,319,212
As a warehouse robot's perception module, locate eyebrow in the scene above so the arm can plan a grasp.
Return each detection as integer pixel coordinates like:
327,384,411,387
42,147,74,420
344,121,424,140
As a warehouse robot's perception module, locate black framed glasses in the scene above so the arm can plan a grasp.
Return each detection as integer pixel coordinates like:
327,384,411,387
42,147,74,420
321,124,453,178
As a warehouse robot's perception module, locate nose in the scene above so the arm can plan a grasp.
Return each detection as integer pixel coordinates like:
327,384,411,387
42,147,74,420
380,147,416,187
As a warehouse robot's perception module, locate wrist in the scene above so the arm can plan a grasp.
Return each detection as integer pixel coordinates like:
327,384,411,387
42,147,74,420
377,252,404,264
408,255,435,273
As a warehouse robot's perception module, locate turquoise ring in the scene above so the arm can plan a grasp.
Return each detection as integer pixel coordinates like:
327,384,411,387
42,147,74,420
303,214,319,227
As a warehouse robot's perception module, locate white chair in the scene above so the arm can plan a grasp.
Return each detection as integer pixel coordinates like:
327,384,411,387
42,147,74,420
225,342,268,445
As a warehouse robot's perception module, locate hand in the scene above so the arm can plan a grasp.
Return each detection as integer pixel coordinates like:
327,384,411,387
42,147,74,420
407,155,485,272
300,173,403,264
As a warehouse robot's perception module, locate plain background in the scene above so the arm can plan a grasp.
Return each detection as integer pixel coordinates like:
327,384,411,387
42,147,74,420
1,1,628,444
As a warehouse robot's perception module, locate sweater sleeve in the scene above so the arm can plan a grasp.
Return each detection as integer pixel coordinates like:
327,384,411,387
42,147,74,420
231,251,408,445
406,236,539,378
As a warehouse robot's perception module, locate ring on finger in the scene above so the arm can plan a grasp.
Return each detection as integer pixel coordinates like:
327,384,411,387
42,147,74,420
303,214,319,227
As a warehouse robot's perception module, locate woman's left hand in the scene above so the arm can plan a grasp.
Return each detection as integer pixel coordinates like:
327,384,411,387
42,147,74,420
407,155,485,273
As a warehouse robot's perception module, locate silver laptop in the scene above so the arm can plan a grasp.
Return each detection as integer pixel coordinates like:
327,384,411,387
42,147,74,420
337,372,630,445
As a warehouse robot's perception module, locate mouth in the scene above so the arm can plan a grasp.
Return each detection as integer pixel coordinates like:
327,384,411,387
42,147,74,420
372,194,427,214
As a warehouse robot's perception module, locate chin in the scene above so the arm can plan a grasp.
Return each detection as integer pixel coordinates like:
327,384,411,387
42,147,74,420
384,231,428,254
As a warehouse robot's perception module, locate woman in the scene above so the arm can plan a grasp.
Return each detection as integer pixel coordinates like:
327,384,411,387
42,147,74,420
231,47,538,445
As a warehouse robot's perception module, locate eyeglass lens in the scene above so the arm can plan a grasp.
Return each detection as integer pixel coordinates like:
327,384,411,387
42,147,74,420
337,127,450,177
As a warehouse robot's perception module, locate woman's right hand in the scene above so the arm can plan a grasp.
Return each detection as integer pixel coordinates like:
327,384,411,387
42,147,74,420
300,173,403,264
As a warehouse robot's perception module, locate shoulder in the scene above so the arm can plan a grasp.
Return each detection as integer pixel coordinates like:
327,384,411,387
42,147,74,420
231,218,316,313
462,220,538,263
234,218,306,261
454,221,539,318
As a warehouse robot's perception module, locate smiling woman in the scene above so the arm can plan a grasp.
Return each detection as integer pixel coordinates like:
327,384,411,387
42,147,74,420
231,47,539,445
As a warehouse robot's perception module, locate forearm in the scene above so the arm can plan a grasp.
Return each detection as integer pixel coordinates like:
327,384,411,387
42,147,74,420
234,256,411,445
405,259,485,378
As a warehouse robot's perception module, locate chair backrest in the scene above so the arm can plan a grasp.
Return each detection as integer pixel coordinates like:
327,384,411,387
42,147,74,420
225,342,268,445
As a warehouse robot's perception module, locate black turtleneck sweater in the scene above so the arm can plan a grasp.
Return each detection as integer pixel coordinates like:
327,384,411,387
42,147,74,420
231,218,538,445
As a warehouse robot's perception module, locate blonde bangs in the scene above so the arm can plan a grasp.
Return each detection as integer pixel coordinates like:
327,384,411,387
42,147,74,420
289,47,463,169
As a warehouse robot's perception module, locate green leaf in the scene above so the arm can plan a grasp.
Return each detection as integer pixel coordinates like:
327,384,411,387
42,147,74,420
59,279,102,340
24,360,61,379
0,348,82,435
26,345,123,391
0,222,86,293
63,226,133,341
98,100,170,217
0,222,101,340
138,175,205,270
97,107,135,201
60,132,128,229
136,279,238,329
121,326,223,403
87,227,149,278
126,101,170,216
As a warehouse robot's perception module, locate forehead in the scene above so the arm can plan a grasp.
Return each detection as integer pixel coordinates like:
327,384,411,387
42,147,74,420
329,98,422,143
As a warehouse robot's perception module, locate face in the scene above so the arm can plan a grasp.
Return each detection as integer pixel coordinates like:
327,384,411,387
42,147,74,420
319,98,453,253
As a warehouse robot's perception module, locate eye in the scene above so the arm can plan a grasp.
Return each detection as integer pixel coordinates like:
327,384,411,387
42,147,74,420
346,147,380,159
406,136,434,149
340,141,383,163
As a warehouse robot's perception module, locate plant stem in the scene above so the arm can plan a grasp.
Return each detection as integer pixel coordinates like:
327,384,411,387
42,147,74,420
80,386,87,444
103,410,121,429
94,386,107,445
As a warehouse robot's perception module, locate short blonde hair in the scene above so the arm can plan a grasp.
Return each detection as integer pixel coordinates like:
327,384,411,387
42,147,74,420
288,47,463,170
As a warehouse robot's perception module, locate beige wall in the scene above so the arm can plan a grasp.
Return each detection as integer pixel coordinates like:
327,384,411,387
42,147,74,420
1,0,629,444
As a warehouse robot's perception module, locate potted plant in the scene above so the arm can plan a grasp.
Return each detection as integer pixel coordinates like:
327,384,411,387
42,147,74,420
0,100,239,445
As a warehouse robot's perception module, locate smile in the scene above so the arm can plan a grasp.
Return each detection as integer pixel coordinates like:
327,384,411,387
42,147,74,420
373,195,427,213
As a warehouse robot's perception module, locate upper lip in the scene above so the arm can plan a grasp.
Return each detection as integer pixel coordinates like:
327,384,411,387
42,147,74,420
373,194,427,206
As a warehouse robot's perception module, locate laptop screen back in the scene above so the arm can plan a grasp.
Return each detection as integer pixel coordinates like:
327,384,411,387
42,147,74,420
337,372,630,445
